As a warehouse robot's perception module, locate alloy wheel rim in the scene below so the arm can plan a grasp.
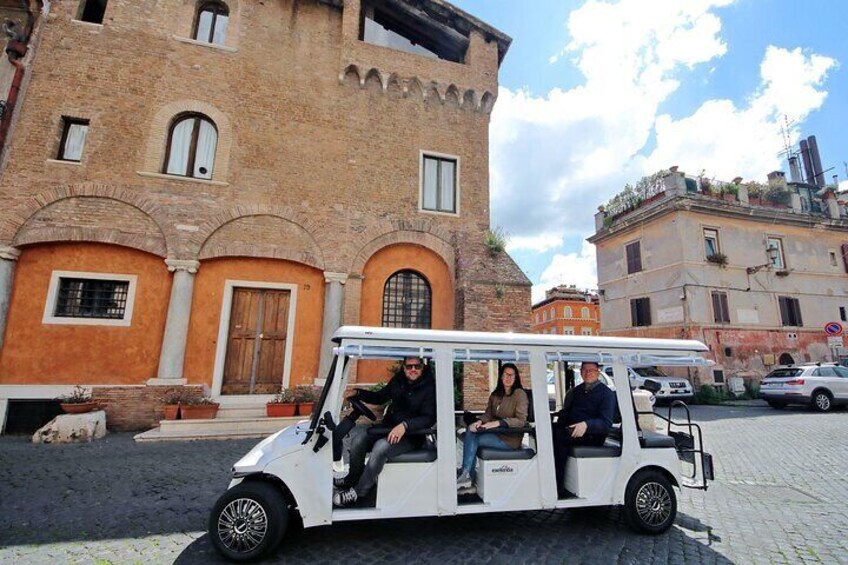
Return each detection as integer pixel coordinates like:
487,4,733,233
217,498,268,553
635,482,672,526
816,394,830,410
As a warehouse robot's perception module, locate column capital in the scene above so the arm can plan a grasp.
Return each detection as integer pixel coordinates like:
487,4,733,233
0,245,21,261
165,259,200,274
324,271,349,285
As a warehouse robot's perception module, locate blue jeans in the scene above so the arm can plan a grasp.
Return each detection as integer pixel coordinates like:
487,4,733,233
461,428,512,479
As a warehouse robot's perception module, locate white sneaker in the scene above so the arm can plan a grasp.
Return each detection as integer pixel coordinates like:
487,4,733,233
333,487,358,507
457,485,477,495
456,470,472,489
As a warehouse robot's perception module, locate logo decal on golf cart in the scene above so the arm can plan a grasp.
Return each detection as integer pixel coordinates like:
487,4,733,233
491,465,514,474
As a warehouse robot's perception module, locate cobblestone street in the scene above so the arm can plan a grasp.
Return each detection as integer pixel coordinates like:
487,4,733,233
1,404,845,564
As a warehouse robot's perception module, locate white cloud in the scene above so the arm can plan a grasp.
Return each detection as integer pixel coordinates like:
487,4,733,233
532,242,598,304
489,0,836,291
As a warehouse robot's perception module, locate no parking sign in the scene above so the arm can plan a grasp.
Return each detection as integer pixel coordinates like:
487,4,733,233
824,322,843,336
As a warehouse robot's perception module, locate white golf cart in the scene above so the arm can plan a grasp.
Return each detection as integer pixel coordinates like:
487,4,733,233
209,327,715,561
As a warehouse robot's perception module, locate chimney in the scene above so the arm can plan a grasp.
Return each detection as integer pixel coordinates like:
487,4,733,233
788,156,802,183
808,136,825,188
662,170,686,195
767,171,787,190
800,139,815,185
595,206,607,232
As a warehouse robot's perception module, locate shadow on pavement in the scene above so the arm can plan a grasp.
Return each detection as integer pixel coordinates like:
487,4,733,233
679,404,845,422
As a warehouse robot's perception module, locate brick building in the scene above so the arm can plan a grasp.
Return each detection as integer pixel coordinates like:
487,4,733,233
590,167,848,386
0,0,530,433
530,285,599,336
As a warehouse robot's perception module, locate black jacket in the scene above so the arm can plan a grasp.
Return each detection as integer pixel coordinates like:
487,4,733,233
556,381,616,438
355,371,436,432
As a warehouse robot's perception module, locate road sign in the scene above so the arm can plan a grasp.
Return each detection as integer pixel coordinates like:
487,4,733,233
824,322,843,336
827,336,843,348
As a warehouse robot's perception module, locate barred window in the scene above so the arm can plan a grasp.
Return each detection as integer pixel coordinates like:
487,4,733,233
381,270,431,329
55,278,129,319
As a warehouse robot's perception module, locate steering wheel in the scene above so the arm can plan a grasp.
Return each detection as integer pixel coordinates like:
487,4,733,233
348,396,377,422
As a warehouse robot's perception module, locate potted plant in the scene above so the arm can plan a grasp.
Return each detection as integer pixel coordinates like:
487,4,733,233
706,252,728,267
180,395,220,420
294,385,319,416
57,385,100,414
267,387,297,417
162,390,183,420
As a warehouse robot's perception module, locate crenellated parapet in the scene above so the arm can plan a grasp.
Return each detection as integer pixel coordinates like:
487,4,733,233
339,64,496,114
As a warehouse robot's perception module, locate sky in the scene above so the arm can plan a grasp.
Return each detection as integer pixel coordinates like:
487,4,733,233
449,0,847,303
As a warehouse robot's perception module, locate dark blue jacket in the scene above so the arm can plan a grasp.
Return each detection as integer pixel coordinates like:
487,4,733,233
557,382,616,437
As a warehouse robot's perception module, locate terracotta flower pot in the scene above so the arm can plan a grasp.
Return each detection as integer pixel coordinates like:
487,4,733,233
163,404,180,420
60,402,100,414
267,403,297,417
181,403,220,420
297,402,314,416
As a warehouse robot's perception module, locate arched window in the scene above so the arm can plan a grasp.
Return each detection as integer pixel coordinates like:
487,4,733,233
564,306,572,318
549,307,555,318
194,1,229,45
581,306,590,319
382,270,431,329
164,114,218,179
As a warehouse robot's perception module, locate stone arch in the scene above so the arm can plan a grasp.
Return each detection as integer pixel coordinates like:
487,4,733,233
14,197,168,257
141,99,233,181
341,64,361,86
386,74,403,98
480,91,496,114
350,229,455,283
406,77,425,101
462,89,478,110
198,214,325,269
444,85,461,108
778,353,795,366
424,82,443,105
364,68,385,92
1,182,172,255
191,204,324,268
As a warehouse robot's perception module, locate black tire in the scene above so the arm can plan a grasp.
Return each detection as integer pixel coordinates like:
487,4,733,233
624,469,677,535
767,400,786,409
208,481,288,562
811,390,833,413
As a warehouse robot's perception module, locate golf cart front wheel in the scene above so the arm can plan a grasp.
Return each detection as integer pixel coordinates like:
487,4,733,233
624,469,677,534
208,481,288,562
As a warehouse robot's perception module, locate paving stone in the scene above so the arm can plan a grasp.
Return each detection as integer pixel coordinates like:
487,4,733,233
0,404,845,563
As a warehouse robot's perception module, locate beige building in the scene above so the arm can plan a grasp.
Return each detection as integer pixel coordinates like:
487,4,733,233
0,0,530,433
590,169,848,386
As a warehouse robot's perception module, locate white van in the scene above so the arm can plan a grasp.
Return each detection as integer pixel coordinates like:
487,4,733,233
209,327,714,561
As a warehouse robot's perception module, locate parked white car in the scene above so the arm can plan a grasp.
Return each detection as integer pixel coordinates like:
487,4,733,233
209,327,714,561
602,366,694,403
759,363,848,412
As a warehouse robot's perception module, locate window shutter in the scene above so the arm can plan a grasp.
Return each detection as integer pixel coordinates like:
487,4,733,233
720,293,730,323
642,298,651,326
626,242,642,274
630,299,638,326
841,244,848,273
778,297,789,326
792,299,803,327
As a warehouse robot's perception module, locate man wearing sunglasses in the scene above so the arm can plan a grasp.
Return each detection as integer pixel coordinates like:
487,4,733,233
333,356,436,507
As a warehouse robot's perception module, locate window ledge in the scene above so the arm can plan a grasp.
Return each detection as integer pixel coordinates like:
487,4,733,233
71,19,104,31
137,171,229,187
45,159,83,166
172,35,238,53
419,208,460,218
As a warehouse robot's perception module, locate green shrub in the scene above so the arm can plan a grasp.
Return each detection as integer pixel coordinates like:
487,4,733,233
691,384,732,405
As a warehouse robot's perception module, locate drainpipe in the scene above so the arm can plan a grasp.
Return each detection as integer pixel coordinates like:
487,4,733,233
0,1,35,156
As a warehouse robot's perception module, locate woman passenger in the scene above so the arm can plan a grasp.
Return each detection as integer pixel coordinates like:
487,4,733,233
457,363,529,490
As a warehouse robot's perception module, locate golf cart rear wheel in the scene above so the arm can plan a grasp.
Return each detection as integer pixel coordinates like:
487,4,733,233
624,469,677,535
209,481,288,562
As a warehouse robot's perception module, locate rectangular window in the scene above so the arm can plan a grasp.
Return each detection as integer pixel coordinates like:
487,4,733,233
713,370,725,384
830,251,838,267
841,306,846,322
630,297,651,327
422,155,457,214
78,0,108,24
625,241,642,274
43,271,137,326
562,327,575,335
360,1,468,63
767,237,785,270
778,296,803,327
712,291,730,324
581,327,592,336
704,228,720,258
58,118,89,162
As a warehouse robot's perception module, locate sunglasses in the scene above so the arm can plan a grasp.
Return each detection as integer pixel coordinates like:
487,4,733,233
404,363,423,370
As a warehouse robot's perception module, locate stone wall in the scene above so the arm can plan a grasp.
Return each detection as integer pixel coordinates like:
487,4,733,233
91,384,203,432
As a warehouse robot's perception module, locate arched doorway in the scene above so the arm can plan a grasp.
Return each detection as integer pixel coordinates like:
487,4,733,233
778,353,795,366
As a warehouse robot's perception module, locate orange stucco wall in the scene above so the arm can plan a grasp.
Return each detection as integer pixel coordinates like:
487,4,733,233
183,257,325,389
357,244,454,384
0,242,170,384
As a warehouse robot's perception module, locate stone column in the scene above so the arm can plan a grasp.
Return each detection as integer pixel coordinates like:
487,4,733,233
150,259,200,386
318,272,348,382
0,245,21,352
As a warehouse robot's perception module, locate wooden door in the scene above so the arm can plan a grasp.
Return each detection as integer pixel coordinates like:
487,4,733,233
222,288,291,395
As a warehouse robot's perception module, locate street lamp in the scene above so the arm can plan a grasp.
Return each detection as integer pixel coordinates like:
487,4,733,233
745,245,780,275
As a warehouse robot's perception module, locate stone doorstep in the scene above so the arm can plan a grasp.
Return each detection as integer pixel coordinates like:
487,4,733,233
133,415,304,442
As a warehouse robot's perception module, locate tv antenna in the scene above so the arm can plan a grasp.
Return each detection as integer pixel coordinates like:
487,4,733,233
776,115,797,160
